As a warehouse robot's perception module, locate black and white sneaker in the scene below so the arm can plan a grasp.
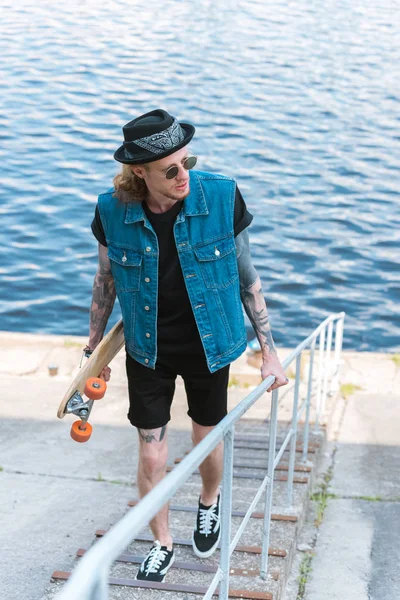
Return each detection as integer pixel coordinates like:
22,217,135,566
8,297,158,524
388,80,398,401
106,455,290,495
136,540,175,583
192,494,221,558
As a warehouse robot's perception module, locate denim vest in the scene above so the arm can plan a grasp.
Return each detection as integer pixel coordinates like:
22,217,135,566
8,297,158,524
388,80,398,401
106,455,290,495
97,169,247,372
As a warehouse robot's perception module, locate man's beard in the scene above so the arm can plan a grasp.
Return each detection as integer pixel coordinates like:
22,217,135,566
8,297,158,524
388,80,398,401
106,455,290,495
161,185,190,201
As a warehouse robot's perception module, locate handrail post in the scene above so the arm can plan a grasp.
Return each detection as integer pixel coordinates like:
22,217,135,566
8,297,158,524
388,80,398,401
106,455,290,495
219,426,235,599
302,340,315,462
90,566,109,600
330,313,345,394
260,389,279,579
315,327,326,430
287,352,301,505
321,320,333,417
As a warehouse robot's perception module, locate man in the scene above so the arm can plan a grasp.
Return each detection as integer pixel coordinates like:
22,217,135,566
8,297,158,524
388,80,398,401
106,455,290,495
88,109,288,583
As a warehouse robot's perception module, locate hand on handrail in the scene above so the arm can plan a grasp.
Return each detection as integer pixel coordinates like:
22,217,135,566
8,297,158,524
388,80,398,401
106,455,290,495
260,353,289,393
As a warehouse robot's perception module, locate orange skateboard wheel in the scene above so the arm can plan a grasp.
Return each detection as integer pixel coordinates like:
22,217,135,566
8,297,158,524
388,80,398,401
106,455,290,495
84,377,107,400
70,420,93,443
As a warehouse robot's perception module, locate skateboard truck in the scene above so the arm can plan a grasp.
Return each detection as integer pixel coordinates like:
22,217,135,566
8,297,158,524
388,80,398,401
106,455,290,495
67,378,107,443
57,319,125,442
65,391,93,417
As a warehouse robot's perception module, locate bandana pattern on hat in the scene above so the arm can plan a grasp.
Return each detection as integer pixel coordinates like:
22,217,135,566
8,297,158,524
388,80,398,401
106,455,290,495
134,119,185,154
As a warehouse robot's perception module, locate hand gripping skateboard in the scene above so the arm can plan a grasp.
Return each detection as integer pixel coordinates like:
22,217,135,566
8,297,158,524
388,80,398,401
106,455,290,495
57,319,125,442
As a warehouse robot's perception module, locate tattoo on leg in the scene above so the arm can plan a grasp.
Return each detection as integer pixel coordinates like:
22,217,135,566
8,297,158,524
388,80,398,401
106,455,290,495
138,425,167,443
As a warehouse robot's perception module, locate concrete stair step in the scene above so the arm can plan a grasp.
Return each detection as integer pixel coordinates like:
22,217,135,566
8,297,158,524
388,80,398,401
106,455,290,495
172,456,312,473
185,470,309,489
127,499,298,523
105,561,280,600
53,567,279,600
76,547,261,577
165,512,296,550
166,480,309,514
95,531,286,559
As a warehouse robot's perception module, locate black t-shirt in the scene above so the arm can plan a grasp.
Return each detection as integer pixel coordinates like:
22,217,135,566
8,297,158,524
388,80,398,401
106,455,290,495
91,185,253,355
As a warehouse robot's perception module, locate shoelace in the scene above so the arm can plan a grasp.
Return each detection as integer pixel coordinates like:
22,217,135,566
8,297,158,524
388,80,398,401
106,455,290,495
198,504,219,536
143,542,169,575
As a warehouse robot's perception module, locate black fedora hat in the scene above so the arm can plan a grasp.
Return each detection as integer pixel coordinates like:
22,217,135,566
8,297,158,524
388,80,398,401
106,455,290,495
114,109,195,165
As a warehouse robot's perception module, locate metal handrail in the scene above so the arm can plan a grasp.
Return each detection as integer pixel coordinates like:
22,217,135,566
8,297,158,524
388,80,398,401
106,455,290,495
56,311,345,600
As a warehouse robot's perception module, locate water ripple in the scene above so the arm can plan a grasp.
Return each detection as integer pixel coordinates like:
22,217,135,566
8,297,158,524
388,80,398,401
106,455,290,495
0,0,399,351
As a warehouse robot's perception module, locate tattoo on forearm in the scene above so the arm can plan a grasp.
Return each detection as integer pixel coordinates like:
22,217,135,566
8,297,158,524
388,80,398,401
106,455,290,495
138,426,167,443
89,246,116,348
241,278,276,356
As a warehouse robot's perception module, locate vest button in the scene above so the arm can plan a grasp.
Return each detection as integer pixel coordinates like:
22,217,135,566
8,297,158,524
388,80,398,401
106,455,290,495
146,247,151,252
144,306,150,311
145,358,149,364
146,333,150,338
145,277,150,283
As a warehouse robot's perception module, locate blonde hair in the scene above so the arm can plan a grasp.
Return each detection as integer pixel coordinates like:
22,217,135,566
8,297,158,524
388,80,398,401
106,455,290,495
113,164,148,203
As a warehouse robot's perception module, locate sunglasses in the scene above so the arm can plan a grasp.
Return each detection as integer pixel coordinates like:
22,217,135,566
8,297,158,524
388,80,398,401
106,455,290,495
165,155,197,180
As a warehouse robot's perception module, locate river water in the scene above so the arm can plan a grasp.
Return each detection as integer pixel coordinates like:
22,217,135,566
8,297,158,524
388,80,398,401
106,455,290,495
0,0,399,351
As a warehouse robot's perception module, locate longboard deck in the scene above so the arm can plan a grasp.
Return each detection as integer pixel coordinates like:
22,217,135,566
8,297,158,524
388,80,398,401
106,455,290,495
57,319,125,419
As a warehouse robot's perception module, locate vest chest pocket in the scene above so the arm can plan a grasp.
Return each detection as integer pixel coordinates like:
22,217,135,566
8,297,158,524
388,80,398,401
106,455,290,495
107,245,143,292
193,235,238,289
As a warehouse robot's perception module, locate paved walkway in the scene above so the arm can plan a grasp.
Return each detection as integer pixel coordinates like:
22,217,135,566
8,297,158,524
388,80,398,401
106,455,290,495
303,352,400,600
0,330,299,600
2,327,397,600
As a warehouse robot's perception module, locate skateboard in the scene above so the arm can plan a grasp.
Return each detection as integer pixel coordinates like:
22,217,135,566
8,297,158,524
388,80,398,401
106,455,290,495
57,319,125,443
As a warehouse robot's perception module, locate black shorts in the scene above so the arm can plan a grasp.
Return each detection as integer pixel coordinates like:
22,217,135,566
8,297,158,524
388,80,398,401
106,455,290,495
126,351,230,429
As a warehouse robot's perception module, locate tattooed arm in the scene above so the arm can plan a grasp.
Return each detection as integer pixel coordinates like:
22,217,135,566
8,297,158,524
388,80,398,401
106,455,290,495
88,243,116,351
235,230,288,391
